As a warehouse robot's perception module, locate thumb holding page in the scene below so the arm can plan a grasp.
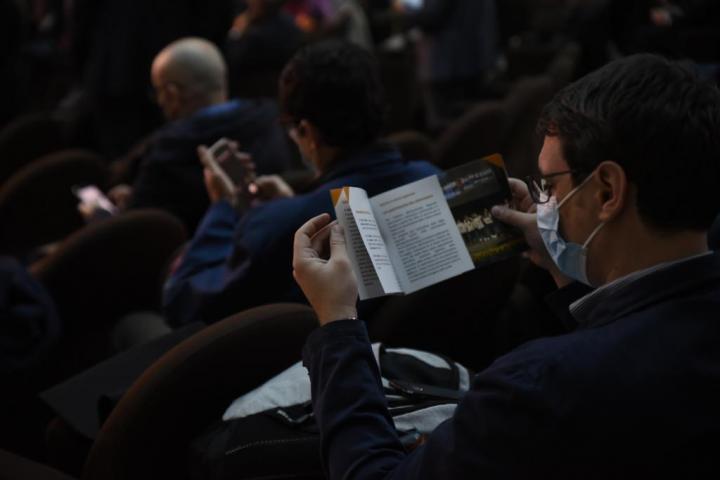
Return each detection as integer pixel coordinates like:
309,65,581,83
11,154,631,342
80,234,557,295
329,223,349,261
321,223,359,324
293,217,358,326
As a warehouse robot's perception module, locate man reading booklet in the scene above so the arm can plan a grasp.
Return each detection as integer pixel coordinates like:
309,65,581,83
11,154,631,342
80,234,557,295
332,154,526,299
293,54,720,479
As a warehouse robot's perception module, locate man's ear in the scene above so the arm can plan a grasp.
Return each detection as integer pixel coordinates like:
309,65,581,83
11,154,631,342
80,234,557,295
164,83,184,117
296,120,309,137
595,161,628,223
298,120,320,152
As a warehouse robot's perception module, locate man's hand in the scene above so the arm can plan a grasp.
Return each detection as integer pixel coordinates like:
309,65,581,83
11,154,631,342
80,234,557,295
108,184,133,211
230,12,250,37
650,7,673,26
254,175,295,201
203,165,232,204
293,214,358,326
491,178,572,287
391,0,407,13
198,142,257,207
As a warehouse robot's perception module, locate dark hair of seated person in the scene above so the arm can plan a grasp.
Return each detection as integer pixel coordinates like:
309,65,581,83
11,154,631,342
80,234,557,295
538,53,720,232
278,40,386,150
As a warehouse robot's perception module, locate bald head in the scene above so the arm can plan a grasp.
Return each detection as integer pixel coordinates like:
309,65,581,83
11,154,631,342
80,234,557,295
151,38,228,120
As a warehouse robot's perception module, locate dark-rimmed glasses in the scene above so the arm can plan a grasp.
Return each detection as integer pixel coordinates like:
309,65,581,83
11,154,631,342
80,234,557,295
523,170,581,204
147,81,187,104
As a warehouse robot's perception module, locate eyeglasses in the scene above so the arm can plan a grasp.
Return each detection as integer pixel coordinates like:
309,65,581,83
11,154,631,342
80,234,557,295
147,81,187,103
524,170,582,204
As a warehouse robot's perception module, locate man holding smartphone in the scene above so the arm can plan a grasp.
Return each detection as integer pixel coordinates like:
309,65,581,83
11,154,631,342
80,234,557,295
163,41,440,326
110,37,294,233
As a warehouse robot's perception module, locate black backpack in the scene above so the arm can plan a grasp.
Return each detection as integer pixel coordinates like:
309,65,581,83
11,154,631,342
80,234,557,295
189,344,472,480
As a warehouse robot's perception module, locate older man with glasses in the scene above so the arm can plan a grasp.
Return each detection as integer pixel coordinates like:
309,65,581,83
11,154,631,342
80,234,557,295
108,37,294,233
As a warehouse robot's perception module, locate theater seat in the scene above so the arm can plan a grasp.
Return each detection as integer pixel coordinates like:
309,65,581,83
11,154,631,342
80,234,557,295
709,214,720,251
378,48,420,133
0,150,107,257
0,113,68,185
434,101,508,169
546,42,581,88
502,75,557,179
386,130,435,163
82,303,318,480
0,448,76,480
30,210,187,377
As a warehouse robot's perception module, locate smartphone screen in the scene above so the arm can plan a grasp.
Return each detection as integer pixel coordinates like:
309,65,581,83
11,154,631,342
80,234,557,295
73,185,117,214
402,0,423,10
207,139,257,194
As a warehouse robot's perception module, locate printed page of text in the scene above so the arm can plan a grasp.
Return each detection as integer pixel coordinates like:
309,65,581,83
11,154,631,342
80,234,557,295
334,187,403,300
370,176,474,294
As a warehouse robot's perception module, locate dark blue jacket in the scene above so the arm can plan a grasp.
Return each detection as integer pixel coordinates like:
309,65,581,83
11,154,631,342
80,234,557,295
163,145,439,326
128,99,294,232
303,252,720,478
0,257,60,376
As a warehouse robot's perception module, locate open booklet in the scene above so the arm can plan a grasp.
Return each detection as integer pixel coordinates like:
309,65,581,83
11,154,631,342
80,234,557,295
331,154,527,300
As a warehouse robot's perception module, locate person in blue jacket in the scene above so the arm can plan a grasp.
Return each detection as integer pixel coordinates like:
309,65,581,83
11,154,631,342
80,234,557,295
111,37,294,233
293,54,720,478
163,41,439,326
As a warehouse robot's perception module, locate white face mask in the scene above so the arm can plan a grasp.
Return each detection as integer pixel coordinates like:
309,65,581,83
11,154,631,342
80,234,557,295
536,174,605,286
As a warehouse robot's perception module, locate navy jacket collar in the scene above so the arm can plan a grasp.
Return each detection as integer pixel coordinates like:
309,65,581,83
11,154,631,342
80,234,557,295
308,143,406,189
577,252,720,329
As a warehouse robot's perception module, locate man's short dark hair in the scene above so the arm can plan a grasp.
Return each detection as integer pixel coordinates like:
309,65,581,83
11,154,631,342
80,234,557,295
279,41,385,149
538,54,720,232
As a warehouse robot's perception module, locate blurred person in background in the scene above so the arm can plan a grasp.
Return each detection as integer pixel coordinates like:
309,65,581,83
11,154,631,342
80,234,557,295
325,0,373,49
609,0,720,60
163,41,439,326
388,0,500,124
227,0,303,98
279,0,372,48
108,37,294,234
0,255,60,459
283,0,334,32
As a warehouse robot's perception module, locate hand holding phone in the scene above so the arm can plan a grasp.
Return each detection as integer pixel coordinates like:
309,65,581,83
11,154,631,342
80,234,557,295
198,138,257,207
73,185,117,223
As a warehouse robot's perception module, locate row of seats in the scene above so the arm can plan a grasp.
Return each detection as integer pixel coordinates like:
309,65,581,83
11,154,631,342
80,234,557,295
388,43,581,179
0,42,582,393
0,45,579,261
2,304,317,480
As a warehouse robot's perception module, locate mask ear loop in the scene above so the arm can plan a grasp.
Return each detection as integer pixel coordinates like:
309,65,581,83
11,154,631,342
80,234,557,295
563,172,604,249
557,173,594,209
582,222,605,249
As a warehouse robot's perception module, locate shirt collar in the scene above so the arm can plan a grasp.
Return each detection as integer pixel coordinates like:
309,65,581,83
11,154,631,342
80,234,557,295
569,251,715,328
192,99,243,120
